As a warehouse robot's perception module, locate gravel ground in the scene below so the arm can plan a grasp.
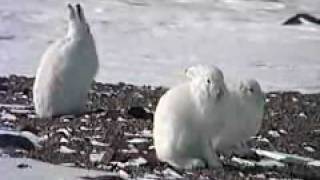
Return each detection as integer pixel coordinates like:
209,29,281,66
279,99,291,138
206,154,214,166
0,75,319,180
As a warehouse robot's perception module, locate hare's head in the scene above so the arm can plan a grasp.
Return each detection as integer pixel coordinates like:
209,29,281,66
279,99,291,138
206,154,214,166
67,4,92,39
185,65,226,100
239,79,265,107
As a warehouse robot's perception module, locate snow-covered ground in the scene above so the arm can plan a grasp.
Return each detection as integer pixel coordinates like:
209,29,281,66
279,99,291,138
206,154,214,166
0,0,320,93
0,157,120,180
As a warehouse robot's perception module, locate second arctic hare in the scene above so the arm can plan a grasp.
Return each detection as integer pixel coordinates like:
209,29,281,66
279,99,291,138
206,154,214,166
153,65,228,169
216,79,265,154
33,4,99,118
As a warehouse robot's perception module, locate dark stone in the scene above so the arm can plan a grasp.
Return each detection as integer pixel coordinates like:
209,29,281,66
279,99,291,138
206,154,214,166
17,163,31,169
283,13,320,25
127,106,153,119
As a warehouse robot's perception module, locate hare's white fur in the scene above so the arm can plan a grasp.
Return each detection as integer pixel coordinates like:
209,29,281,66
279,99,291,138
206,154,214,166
33,4,99,118
153,65,228,169
216,79,265,155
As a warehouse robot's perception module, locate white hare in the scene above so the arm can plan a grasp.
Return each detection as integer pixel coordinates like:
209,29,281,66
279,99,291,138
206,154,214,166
153,65,228,169
216,79,265,155
33,4,99,118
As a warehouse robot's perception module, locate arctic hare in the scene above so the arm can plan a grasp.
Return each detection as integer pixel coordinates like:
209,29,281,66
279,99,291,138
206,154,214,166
216,79,265,155
33,4,99,118
153,65,228,169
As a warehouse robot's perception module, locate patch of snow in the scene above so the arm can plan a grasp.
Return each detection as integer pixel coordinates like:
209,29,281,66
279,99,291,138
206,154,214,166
298,112,307,118
80,126,92,131
304,146,315,152
140,129,152,138
59,162,76,167
90,139,109,147
127,157,148,167
256,159,285,167
231,157,255,167
279,129,288,134
10,109,31,114
254,149,314,162
253,174,266,179
57,146,76,154
119,169,130,179
308,161,320,167
124,130,152,138
59,137,69,143
117,117,127,122
292,97,299,102
111,157,147,168
138,173,160,180
62,118,70,123
0,104,30,109
80,118,87,123
1,111,17,121
127,138,149,144
253,136,270,143
268,130,280,138
27,114,37,119
56,128,71,137
90,152,105,163
162,168,183,179
122,144,139,154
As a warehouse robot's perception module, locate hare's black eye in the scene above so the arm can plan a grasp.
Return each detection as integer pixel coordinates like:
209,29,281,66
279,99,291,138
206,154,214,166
207,79,211,84
249,88,254,93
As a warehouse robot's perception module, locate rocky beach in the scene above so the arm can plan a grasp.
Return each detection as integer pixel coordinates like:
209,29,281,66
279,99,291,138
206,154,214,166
0,75,319,179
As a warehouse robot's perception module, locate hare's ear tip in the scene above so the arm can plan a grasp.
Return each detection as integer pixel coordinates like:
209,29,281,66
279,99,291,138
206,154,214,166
67,3,72,8
75,3,82,9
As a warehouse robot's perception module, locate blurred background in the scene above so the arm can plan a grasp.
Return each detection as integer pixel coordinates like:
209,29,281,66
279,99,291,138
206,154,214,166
0,0,319,92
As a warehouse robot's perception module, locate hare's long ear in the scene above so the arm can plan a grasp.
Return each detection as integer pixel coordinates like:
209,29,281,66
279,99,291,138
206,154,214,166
67,3,76,20
75,4,86,22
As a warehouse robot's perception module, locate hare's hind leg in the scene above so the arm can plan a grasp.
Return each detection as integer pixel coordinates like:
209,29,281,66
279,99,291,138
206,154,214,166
204,138,222,168
168,156,206,170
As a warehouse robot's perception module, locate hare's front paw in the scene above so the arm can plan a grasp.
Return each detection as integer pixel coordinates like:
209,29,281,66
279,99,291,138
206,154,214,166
207,159,222,168
184,158,206,170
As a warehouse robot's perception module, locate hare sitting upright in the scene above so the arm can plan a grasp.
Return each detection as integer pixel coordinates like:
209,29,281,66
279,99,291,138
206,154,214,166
153,65,228,169
33,4,99,118
216,79,265,156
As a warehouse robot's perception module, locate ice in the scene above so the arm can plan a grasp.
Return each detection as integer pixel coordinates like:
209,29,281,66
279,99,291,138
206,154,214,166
0,157,117,180
0,0,319,93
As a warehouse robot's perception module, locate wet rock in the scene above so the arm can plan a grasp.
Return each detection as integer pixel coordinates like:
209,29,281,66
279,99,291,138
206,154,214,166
283,13,320,25
127,106,153,119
